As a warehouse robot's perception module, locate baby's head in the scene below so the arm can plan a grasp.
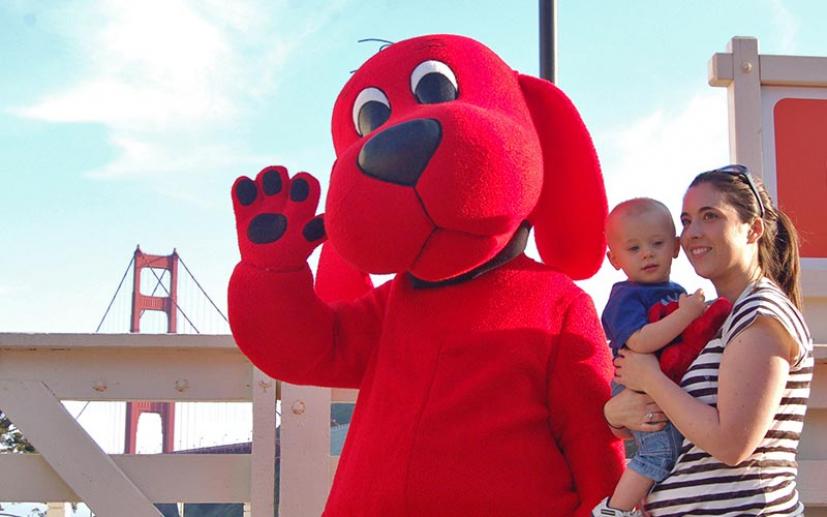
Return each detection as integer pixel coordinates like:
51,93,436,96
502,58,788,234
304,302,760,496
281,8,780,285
606,197,680,284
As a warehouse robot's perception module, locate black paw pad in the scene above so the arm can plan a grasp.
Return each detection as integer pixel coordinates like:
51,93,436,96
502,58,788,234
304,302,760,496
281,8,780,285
302,217,325,242
236,178,258,206
290,179,309,201
263,170,283,195
248,213,287,244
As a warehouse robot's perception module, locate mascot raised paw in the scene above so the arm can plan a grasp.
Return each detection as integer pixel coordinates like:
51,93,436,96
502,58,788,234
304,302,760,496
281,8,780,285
229,34,624,516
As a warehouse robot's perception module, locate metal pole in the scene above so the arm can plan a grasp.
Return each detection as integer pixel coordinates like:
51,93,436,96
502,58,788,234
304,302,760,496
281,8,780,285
539,0,557,83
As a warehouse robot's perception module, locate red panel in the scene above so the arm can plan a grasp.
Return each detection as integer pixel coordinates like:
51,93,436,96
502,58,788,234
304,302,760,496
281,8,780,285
773,98,827,258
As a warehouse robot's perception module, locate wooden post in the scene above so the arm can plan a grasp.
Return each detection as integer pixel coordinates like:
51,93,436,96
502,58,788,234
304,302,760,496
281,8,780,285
279,383,332,516
725,37,764,179
251,368,277,516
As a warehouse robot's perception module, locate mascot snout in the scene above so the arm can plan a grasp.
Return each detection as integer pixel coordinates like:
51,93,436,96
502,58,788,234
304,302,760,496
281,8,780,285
357,118,442,186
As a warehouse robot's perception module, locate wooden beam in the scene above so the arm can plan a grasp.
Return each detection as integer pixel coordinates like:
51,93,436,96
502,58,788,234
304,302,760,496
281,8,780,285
760,55,827,87
0,332,236,350
0,380,161,516
331,388,358,403
0,347,251,401
708,52,734,87
799,460,827,506
0,453,251,503
802,268,827,298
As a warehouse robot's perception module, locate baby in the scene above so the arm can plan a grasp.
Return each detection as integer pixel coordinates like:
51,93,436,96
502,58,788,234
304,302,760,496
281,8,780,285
593,198,705,517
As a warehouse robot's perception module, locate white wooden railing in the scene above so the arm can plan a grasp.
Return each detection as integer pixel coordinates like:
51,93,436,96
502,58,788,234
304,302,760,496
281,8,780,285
280,345,827,513
2,333,825,516
0,333,276,517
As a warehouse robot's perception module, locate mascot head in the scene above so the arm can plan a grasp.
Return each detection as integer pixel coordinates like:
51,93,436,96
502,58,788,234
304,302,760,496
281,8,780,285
324,34,606,281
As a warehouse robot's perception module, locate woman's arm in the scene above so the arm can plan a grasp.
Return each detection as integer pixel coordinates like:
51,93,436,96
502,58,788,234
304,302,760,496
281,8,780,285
615,314,796,465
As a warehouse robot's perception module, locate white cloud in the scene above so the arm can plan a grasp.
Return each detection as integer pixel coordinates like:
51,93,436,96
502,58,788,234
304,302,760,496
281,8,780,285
15,78,235,129
769,0,799,54
598,90,730,210
14,1,244,131
575,89,731,312
85,132,263,180
11,0,344,185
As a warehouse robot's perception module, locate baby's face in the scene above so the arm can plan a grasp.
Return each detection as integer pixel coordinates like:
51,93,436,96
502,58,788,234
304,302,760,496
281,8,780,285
607,209,680,284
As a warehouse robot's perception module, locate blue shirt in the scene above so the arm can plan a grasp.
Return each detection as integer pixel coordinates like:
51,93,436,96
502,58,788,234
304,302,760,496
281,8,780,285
602,280,686,355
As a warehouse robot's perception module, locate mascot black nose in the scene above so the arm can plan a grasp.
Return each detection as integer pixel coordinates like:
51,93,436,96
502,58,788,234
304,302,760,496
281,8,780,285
357,118,442,186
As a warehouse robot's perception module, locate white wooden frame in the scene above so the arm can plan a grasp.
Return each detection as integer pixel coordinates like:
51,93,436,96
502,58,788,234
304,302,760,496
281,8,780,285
0,333,276,516
2,339,825,515
281,348,827,512
276,383,357,516
710,36,827,512
709,36,827,297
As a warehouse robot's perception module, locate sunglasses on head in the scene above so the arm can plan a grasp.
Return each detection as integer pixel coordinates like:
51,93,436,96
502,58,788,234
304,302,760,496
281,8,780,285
705,164,766,218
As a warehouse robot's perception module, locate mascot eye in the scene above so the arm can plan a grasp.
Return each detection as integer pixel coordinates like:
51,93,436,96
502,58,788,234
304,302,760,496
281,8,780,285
410,60,458,104
352,87,391,136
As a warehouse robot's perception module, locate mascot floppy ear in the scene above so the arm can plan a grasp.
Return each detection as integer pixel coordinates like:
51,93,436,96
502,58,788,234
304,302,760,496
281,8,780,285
519,74,607,280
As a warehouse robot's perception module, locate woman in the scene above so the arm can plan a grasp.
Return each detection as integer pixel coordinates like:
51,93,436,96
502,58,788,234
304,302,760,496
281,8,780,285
605,165,813,515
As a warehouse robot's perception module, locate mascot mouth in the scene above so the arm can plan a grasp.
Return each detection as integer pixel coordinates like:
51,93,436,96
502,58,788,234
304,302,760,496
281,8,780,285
357,118,442,187
409,221,531,287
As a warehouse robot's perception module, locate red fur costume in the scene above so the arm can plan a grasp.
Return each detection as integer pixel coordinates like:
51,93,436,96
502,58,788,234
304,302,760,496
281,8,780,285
229,35,624,516
651,297,733,384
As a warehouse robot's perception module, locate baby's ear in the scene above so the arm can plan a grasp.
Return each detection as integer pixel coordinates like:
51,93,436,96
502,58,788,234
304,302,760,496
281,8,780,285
673,237,681,258
607,250,621,270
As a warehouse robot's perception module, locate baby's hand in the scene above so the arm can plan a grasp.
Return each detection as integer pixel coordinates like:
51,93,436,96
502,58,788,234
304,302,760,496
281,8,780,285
679,289,706,319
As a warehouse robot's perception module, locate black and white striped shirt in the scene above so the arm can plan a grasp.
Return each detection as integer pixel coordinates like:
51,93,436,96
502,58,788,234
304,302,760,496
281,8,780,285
645,278,813,516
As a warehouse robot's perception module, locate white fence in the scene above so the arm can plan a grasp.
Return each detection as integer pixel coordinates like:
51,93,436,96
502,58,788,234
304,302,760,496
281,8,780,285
0,333,276,516
1,333,824,516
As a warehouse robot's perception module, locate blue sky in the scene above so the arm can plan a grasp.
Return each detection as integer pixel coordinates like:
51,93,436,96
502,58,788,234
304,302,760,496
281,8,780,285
2,0,827,332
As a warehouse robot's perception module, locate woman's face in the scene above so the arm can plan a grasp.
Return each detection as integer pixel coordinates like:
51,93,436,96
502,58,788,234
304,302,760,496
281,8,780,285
680,182,757,285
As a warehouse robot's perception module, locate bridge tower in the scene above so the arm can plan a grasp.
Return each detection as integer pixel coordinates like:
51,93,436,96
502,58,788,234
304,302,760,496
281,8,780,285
124,246,177,454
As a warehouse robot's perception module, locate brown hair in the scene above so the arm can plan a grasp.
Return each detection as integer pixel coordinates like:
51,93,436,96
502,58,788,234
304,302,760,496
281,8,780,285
689,169,801,308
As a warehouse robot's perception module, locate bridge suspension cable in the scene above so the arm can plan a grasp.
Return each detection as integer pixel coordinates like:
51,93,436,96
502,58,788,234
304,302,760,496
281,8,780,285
95,246,229,334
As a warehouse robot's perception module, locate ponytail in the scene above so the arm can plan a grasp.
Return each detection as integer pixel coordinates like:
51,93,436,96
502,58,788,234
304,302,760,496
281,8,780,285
759,206,801,308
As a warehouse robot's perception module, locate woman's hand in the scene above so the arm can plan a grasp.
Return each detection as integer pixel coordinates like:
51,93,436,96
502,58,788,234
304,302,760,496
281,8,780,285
604,387,667,432
614,348,664,392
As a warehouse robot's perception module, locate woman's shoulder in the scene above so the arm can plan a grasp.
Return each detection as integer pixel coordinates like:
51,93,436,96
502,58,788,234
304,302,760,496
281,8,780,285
723,278,812,366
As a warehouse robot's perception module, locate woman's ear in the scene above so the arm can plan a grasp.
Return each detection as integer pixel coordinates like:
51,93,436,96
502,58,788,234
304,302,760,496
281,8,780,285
747,217,765,244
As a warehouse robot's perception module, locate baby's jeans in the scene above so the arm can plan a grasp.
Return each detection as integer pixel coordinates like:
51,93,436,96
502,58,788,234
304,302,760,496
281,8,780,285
612,381,684,482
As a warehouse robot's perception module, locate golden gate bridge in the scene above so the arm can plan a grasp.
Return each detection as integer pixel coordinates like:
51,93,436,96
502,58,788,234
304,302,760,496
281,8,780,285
90,246,245,457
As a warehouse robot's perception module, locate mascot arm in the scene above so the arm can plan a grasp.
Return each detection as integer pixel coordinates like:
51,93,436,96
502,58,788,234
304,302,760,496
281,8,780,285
229,263,388,388
548,292,624,516
228,166,387,387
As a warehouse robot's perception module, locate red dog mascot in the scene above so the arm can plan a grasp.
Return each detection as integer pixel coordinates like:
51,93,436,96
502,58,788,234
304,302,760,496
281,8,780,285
229,34,624,516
